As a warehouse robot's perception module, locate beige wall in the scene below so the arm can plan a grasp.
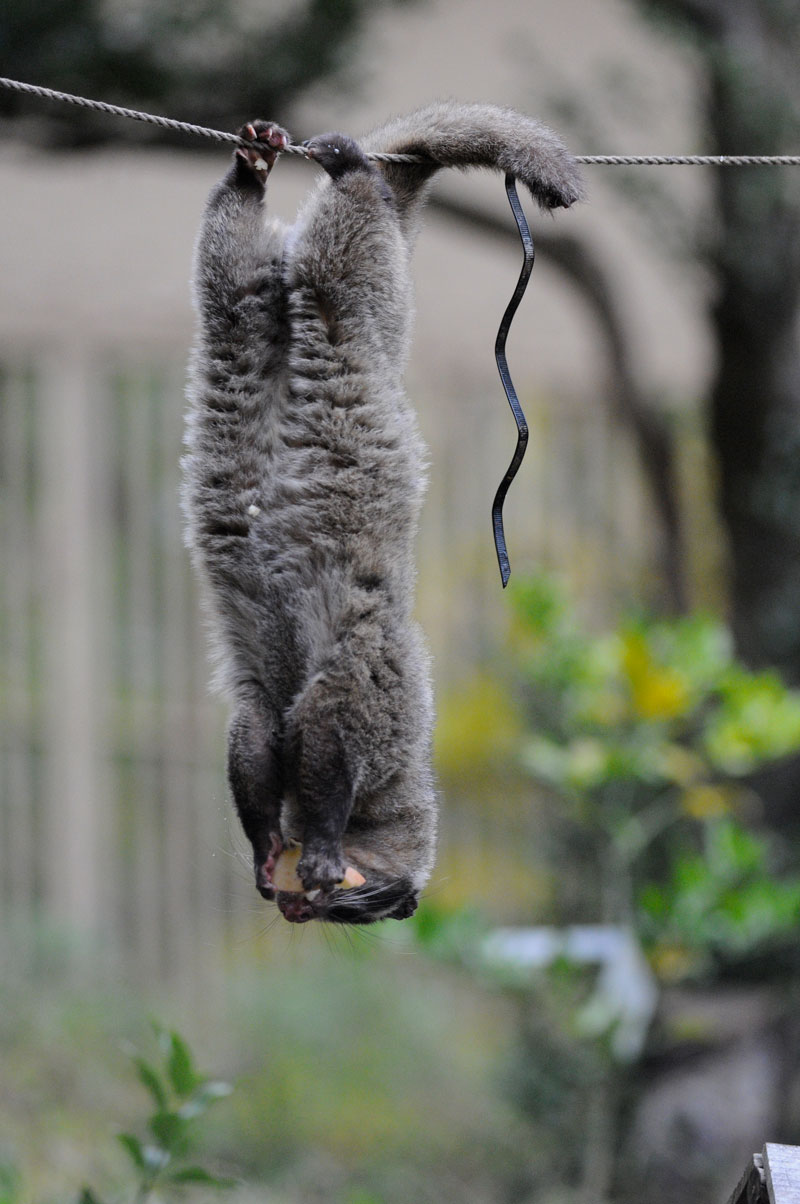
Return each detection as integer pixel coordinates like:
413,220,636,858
0,0,712,402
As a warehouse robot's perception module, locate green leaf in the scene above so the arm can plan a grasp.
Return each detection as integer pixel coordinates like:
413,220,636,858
117,1132,146,1171
133,1056,169,1111
163,1167,236,1189
705,669,800,772
76,1190,105,1204
148,1110,187,1150
167,1031,200,1098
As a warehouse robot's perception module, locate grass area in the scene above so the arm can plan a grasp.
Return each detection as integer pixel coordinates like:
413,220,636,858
0,919,530,1204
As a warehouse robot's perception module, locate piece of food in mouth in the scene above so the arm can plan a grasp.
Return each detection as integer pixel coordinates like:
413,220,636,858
271,845,303,892
271,845,366,893
340,865,366,888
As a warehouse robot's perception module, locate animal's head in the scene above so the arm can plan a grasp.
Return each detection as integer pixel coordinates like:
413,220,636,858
257,837,426,925
274,874,420,925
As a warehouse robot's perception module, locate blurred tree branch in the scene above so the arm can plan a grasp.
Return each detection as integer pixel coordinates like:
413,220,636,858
632,0,800,685
0,0,414,146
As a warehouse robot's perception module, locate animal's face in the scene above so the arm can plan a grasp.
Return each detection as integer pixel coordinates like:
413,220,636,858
253,833,426,925
275,875,419,925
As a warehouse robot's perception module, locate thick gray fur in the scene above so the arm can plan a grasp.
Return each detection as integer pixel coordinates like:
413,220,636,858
182,102,583,924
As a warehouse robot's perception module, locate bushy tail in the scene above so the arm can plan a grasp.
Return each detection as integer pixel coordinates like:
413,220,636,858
363,100,585,229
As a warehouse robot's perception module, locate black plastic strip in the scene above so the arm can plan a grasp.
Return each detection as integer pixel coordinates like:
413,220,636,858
492,174,535,587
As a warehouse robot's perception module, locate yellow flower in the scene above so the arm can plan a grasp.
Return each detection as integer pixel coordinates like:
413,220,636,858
622,632,691,720
680,783,731,820
650,943,698,982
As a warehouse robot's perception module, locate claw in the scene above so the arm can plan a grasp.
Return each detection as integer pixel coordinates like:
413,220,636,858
266,128,288,150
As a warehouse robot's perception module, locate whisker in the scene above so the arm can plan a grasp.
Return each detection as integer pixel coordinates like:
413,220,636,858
417,875,451,901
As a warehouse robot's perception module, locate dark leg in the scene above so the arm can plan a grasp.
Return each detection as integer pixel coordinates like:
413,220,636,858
292,726,353,892
193,120,290,327
227,690,284,898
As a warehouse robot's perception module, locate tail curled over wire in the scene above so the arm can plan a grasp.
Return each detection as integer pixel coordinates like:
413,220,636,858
362,100,585,232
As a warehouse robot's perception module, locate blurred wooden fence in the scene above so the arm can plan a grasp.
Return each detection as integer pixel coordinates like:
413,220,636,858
0,347,662,980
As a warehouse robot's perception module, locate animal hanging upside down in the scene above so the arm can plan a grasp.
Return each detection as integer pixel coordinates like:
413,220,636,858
182,102,583,923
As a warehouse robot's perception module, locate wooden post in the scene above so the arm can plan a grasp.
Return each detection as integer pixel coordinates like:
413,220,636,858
763,1146,800,1204
726,1146,800,1204
726,1153,768,1204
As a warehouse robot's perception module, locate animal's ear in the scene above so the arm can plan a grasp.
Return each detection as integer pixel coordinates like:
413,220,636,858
389,892,419,921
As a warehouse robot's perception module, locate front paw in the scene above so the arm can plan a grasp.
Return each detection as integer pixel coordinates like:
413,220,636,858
297,844,346,892
235,120,290,185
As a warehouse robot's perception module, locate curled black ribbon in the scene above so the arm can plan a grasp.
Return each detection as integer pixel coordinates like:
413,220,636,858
492,174,535,587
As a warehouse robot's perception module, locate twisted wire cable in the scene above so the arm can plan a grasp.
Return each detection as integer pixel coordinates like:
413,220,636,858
3,78,800,166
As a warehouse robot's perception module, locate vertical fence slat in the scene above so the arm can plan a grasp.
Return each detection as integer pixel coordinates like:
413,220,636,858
36,349,103,937
0,366,37,955
122,364,165,977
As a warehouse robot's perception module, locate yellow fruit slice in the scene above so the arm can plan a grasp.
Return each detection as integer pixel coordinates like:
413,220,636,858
340,865,366,889
272,845,303,892
271,844,366,893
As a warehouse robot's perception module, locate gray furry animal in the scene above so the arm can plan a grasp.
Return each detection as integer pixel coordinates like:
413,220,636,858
182,102,583,924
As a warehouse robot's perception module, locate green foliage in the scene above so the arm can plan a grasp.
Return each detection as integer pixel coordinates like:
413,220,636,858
410,900,490,967
704,666,800,773
510,574,800,980
0,1161,21,1204
639,820,800,972
0,950,526,1204
81,1025,234,1204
